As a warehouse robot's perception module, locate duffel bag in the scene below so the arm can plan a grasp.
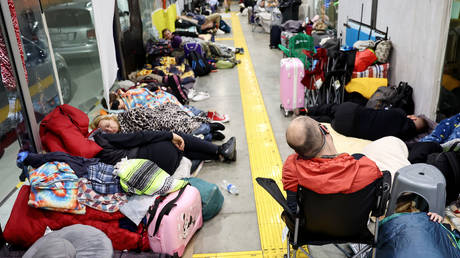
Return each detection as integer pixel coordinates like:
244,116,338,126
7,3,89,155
185,177,224,221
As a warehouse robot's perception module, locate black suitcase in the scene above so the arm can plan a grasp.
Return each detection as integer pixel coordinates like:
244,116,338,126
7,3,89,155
270,25,282,48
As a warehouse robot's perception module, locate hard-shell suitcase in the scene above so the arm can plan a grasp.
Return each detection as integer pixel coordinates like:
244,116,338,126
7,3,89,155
270,25,282,48
280,58,305,116
146,185,203,257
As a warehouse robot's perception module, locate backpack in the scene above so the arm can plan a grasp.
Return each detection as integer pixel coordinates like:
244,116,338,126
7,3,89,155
426,142,460,203
185,178,224,221
187,50,212,77
145,39,172,64
390,82,415,115
184,42,203,57
163,74,189,105
374,40,392,63
366,86,398,110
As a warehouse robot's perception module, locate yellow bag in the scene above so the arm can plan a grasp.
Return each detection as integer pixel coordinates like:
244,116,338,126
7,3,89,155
345,78,388,99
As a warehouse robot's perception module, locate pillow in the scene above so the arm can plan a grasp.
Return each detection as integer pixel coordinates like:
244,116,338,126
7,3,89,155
115,158,188,195
345,78,388,99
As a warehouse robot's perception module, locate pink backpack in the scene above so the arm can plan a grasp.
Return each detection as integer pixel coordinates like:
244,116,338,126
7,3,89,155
146,185,203,256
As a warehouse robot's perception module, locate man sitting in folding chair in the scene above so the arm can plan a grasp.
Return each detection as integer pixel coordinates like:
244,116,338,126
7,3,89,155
256,116,391,258
283,116,383,213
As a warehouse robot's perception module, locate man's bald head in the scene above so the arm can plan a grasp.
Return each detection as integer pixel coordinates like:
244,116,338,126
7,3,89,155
286,116,323,158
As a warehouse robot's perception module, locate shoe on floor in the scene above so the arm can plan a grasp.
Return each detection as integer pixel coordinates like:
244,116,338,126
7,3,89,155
190,160,204,177
207,111,230,123
192,92,210,102
209,122,225,132
187,89,197,99
212,131,226,141
218,136,236,161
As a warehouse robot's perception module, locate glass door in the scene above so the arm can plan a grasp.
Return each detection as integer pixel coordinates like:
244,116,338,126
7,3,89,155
0,0,62,201
437,0,460,121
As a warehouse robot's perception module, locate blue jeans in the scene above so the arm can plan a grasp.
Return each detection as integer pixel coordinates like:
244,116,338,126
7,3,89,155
185,105,206,117
192,123,212,141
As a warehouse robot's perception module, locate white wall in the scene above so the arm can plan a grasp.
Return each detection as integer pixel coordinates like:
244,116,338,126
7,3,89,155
338,0,453,118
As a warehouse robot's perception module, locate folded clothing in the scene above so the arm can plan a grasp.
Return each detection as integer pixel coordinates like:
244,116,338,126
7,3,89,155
86,162,122,194
77,178,127,213
115,158,188,195
28,161,85,214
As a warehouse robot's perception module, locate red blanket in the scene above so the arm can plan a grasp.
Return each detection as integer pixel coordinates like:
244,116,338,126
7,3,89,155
39,104,102,158
4,186,149,251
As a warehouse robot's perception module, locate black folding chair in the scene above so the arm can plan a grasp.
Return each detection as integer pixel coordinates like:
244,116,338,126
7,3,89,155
256,171,391,258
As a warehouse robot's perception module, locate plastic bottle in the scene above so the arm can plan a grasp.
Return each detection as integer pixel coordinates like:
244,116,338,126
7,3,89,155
222,180,239,195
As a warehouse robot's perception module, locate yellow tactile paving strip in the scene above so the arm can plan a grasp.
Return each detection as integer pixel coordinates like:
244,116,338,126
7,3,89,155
194,251,263,257
194,13,310,257
229,12,289,257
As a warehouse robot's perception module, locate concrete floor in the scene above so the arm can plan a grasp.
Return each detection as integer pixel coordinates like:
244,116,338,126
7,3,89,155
0,10,353,258
187,12,348,257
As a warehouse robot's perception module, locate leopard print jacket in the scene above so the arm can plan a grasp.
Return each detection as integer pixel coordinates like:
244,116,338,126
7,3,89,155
117,104,208,134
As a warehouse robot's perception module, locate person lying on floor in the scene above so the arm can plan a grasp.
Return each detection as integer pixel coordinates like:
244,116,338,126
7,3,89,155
375,195,459,258
91,129,236,175
420,112,460,145
162,28,244,58
90,107,226,141
282,116,383,213
179,13,222,33
301,102,429,141
103,87,230,123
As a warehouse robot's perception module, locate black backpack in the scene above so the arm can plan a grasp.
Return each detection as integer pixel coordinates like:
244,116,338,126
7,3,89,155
427,142,460,203
389,82,415,114
187,50,211,77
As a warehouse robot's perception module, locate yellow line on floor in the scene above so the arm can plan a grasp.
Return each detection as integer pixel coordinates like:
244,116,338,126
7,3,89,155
231,12,289,257
194,13,309,258
194,251,263,257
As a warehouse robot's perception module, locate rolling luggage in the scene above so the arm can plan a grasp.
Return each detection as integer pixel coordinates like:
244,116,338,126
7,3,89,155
280,58,305,116
270,25,282,49
146,185,203,257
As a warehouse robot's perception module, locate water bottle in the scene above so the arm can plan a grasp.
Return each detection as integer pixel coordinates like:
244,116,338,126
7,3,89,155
222,180,239,195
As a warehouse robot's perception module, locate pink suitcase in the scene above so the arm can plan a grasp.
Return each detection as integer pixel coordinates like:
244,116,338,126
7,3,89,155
146,185,203,256
280,58,305,116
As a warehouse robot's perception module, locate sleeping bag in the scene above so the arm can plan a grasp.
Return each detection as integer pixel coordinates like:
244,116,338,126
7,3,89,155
39,104,102,158
376,212,460,258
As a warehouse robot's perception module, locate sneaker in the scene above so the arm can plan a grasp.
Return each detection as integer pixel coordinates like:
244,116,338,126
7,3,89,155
207,111,230,123
16,151,29,169
192,92,210,102
190,160,204,177
212,131,226,141
187,89,197,99
209,122,226,132
218,136,236,162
